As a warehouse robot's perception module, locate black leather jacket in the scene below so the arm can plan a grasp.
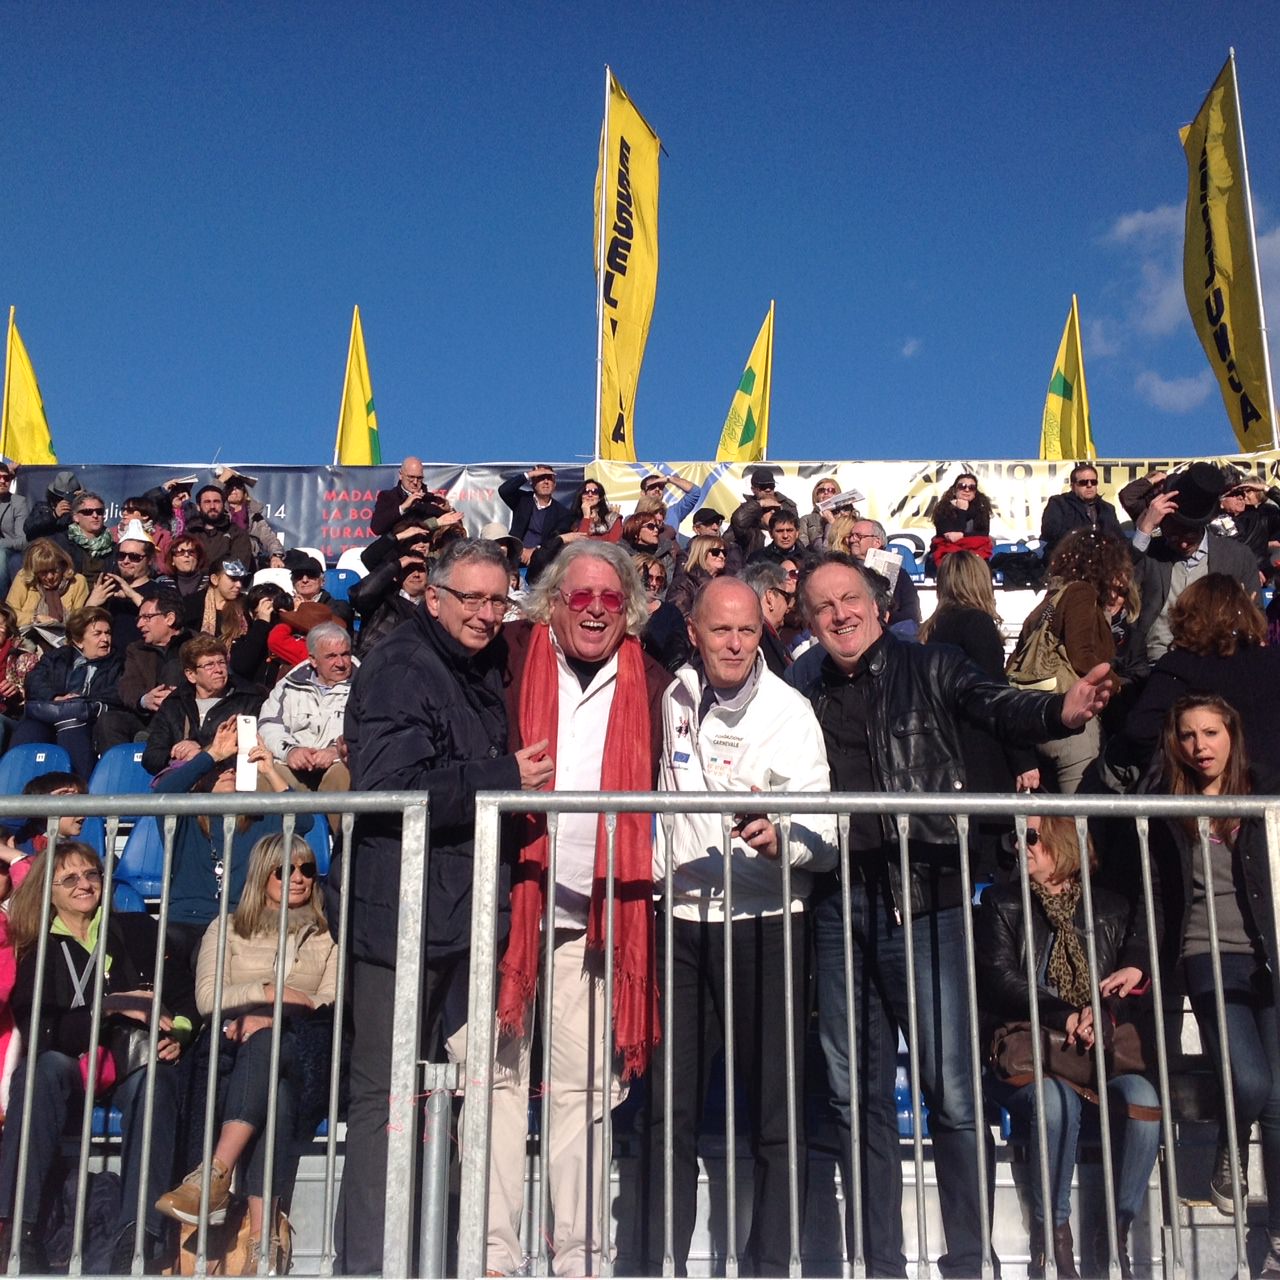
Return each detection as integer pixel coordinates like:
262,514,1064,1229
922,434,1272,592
976,882,1145,1036
790,631,1075,913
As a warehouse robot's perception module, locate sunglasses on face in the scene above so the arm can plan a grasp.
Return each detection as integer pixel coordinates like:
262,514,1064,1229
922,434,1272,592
559,588,626,614
117,551,147,562
955,483,976,493
77,507,105,517
1074,478,1099,488
582,488,603,497
640,521,662,532
173,547,198,557
706,548,727,558
272,861,318,881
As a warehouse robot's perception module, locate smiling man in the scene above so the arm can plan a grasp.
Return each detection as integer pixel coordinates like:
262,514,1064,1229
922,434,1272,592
789,552,1113,1277
636,574,836,1276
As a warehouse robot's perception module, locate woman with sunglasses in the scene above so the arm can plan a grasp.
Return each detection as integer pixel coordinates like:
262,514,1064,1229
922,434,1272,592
572,480,622,540
930,472,995,570
156,832,335,1270
5,538,88,634
664,534,729,620
799,476,849,551
0,841,198,1271
168,537,211,629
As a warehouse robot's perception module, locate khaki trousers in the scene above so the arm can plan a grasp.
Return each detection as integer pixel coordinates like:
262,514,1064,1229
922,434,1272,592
449,929,623,1276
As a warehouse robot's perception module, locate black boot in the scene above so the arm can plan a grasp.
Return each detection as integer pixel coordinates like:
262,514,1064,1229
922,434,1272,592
1028,1220,1047,1280
1089,1216,1132,1279
1052,1221,1079,1279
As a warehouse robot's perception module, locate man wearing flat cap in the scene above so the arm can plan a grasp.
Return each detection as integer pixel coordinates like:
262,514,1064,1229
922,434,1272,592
1124,461,1261,677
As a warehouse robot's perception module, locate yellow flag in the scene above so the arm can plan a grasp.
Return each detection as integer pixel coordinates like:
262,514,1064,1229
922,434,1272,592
333,305,381,466
1,308,58,465
1180,53,1276,451
1039,295,1095,461
594,69,660,461
716,302,774,462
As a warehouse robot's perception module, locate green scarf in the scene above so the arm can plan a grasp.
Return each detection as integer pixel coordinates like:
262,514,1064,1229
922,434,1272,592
1030,878,1092,1007
66,522,115,557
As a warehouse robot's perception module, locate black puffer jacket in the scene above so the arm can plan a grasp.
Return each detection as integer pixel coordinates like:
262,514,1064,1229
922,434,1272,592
348,559,416,657
141,675,263,774
976,882,1146,1040
343,605,521,969
790,631,1074,913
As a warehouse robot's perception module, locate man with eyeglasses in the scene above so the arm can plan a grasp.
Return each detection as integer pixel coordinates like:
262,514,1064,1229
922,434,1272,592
370,455,451,536
1217,473,1280,572
1039,464,1122,561
141,634,263,775
846,517,922,636
483,541,671,1277
183,484,256,568
499,464,577,565
0,461,30,599
97,588,192,753
740,559,797,675
338,538,554,1275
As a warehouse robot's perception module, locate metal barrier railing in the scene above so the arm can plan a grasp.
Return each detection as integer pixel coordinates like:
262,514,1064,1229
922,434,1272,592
0,791,429,1280
462,789,1280,1280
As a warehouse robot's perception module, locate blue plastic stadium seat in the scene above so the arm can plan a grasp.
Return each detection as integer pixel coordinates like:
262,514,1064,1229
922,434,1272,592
304,820,331,878
112,880,148,913
115,817,166,898
324,569,360,603
0,743,73,795
887,543,925,583
88,743,152,822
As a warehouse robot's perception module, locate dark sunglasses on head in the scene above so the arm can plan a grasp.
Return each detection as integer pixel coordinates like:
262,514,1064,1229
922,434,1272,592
272,860,318,881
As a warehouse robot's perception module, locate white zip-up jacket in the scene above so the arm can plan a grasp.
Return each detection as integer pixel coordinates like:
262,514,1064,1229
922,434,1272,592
259,658,358,761
657,653,837,922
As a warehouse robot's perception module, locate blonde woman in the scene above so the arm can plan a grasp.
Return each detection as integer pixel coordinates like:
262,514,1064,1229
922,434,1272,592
799,476,851,550
665,534,729,618
156,832,336,1268
4,539,88,631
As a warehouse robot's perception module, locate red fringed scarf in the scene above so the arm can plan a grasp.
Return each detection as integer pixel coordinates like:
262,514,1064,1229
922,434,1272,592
496,624,659,1079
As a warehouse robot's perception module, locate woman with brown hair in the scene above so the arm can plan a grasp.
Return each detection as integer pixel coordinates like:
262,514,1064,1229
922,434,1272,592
4,539,88,632
930,471,995,569
665,533,729,619
1017,528,1134,793
169,536,210,626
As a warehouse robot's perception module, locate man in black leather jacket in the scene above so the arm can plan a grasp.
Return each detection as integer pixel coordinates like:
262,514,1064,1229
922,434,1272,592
788,553,1112,1277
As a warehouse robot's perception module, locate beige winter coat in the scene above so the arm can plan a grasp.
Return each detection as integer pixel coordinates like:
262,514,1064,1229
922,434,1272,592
195,918,337,1017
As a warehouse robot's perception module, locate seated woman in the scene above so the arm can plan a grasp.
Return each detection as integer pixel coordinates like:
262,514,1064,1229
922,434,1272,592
569,480,622,541
156,832,336,1273
0,602,40,750
930,472,994,569
9,607,122,778
169,536,211,627
4,539,89,638
664,534,728,619
1159,694,1280,1264
977,816,1159,1278
0,841,197,1271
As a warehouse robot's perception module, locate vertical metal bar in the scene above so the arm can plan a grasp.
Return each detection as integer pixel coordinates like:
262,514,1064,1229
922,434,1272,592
600,812,617,1277
1133,818,1183,1280
420,1064,454,1278
7,842,58,1275
1015,816,1056,1279
954,815,994,1279
130,813,176,1276
320,811,355,1276
257,817,296,1274
385,802,430,1279
196,815,238,1272
721,812,739,1279
1197,818,1249,1280
837,813,865,1279
534,810,561,1276
896,814,929,1277
1075,815,1119,1278
661,813,676,1278
776,816,802,1278
69,816,118,1275
458,796,503,1279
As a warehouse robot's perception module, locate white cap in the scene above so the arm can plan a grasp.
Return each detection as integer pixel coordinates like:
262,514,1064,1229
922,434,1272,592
117,519,155,545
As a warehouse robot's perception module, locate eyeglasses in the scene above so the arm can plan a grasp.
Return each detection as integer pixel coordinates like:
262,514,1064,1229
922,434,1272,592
137,610,163,621
272,860,318,881
582,487,603,497
706,548,727,558
294,571,321,581
1074,477,1099,488
76,507,105,517
117,551,147,562
639,521,662,532
532,473,556,483
815,486,838,496
434,584,510,614
955,483,977,493
194,658,228,672
1023,829,1041,847
558,588,626,614
642,483,664,494
847,531,879,543
646,574,666,587
755,484,776,493
172,546,198,557
54,869,103,890
783,568,800,580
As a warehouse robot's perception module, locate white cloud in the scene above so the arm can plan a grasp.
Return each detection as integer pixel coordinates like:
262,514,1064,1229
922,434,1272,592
1084,316,1121,359
1134,368,1214,413
1105,204,1183,244
900,337,921,358
1135,257,1188,336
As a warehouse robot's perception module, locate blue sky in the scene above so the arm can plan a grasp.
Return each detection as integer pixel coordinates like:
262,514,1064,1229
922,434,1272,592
5,3,1280,466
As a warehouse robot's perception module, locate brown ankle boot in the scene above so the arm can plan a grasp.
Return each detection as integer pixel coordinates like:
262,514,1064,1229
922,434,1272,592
1052,1221,1079,1278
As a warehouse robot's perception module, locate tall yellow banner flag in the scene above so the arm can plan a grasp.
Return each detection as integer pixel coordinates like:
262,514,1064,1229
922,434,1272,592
1,308,58,464
1039,295,1095,460
1180,52,1277,451
594,68,660,461
332,305,381,466
716,302,774,462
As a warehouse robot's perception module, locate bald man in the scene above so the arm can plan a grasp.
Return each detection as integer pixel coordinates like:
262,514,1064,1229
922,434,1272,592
370,455,447,535
637,576,837,1275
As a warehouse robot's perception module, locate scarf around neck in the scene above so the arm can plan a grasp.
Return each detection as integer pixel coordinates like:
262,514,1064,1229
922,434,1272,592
66,522,115,557
496,623,659,1078
1031,878,1091,1007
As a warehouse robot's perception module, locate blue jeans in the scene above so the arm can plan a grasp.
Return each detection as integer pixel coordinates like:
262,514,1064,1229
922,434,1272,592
1185,951,1280,1232
989,1072,1160,1226
814,878,992,1278
0,1050,183,1238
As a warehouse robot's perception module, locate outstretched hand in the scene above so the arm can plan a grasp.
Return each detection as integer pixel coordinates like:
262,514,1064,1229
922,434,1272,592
1061,663,1113,730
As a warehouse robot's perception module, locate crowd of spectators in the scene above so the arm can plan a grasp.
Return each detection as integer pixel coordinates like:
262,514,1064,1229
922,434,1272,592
0,454,1278,1275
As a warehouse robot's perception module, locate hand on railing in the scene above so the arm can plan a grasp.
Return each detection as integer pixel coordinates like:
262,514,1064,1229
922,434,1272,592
516,739,554,790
